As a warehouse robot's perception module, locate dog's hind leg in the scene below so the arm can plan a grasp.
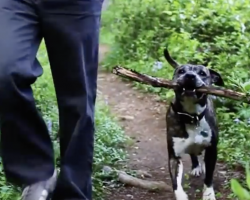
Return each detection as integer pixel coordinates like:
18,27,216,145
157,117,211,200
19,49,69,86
203,146,217,200
168,155,188,200
190,154,203,177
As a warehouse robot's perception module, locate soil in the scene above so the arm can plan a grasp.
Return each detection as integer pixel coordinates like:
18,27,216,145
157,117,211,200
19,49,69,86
97,44,232,200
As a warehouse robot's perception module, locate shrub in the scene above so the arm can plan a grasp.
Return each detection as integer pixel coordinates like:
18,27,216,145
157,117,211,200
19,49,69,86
0,42,128,200
102,0,250,169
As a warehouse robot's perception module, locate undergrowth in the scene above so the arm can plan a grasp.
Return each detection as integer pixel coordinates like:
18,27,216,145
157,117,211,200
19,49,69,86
0,42,127,200
101,0,250,195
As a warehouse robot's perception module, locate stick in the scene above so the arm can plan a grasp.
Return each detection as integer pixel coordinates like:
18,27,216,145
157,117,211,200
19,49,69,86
103,166,172,192
112,66,250,104
118,171,172,191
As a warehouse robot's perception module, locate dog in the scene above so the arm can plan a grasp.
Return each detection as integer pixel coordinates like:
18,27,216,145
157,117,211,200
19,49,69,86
164,48,224,200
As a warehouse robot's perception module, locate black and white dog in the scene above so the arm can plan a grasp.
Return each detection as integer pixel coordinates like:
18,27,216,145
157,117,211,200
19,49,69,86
164,49,224,200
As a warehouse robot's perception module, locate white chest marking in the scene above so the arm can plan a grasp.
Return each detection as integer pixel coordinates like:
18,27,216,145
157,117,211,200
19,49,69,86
172,118,212,157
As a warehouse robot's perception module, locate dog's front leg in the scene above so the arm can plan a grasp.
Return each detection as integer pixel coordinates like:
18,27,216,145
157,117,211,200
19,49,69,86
203,145,217,200
169,156,188,200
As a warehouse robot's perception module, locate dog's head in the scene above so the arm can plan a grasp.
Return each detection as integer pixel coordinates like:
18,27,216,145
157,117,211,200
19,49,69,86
164,48,224,98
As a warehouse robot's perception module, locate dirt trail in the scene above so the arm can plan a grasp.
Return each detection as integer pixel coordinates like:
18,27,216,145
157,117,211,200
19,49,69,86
98,45,231,200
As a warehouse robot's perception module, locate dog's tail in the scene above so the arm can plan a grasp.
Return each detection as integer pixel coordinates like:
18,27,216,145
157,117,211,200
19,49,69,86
163,48,180,68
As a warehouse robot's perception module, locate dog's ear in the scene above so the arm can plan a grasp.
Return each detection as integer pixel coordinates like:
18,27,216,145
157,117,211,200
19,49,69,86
163,48,180,68
209,69,224,86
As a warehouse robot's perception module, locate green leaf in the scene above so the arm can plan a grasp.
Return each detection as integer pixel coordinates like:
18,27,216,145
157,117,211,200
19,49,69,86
162,10,172,15
242,81,250,92
231,179,250,200
246,164,250,190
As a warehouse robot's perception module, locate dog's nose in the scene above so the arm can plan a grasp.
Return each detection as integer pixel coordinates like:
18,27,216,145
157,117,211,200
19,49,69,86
185,73,195,80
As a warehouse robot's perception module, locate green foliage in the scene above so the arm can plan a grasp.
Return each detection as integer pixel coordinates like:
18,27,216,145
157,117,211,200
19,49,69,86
102,0,250,170
92,101,128,198
231,164,250,199
0,41,128,200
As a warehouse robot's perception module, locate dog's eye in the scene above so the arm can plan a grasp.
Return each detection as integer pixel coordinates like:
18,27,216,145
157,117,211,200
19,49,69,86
199,71,206,76
179,69,185,74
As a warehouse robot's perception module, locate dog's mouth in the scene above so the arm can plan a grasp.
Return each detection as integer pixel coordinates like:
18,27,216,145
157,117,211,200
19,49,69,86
178,85,204,99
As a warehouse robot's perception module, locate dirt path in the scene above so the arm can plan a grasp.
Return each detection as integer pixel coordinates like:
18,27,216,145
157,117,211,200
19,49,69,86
98,45,231,200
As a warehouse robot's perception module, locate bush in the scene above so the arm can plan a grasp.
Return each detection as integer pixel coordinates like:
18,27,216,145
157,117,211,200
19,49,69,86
0,42,128,200
102,0,250,169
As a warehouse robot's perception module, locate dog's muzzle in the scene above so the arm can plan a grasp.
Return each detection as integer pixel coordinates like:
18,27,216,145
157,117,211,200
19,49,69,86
177,74,204,98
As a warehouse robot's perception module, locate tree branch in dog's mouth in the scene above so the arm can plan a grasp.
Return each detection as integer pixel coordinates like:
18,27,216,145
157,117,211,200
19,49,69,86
112,66,250,104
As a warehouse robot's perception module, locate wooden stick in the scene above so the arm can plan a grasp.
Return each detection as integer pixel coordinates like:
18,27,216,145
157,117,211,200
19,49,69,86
112,66,250,104
103,166,172,192
118,171,172,191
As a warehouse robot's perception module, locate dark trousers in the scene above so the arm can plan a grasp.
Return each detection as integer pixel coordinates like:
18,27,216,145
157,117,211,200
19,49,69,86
0,0,103,199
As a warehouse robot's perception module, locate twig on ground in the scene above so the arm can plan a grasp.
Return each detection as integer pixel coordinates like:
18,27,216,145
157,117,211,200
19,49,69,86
103,166,172,192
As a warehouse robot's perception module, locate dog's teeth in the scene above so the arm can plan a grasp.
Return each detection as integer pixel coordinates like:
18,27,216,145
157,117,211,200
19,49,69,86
181,88,185,95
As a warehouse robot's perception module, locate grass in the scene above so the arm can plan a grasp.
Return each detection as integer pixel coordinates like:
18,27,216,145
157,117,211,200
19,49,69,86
0,41,128,200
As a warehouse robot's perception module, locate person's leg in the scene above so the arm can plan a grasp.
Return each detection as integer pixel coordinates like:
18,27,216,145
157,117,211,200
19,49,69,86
0,0,55,191
39,0,103,199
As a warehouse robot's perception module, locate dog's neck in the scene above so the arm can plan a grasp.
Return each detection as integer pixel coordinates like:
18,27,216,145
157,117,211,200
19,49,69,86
172,94,207,125
174,92,207,115
180,96,206,115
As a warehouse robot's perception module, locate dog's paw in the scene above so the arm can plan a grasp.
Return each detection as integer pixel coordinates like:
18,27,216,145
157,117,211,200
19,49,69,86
174,188,189,200
203,185,216,200
190,164,203,177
